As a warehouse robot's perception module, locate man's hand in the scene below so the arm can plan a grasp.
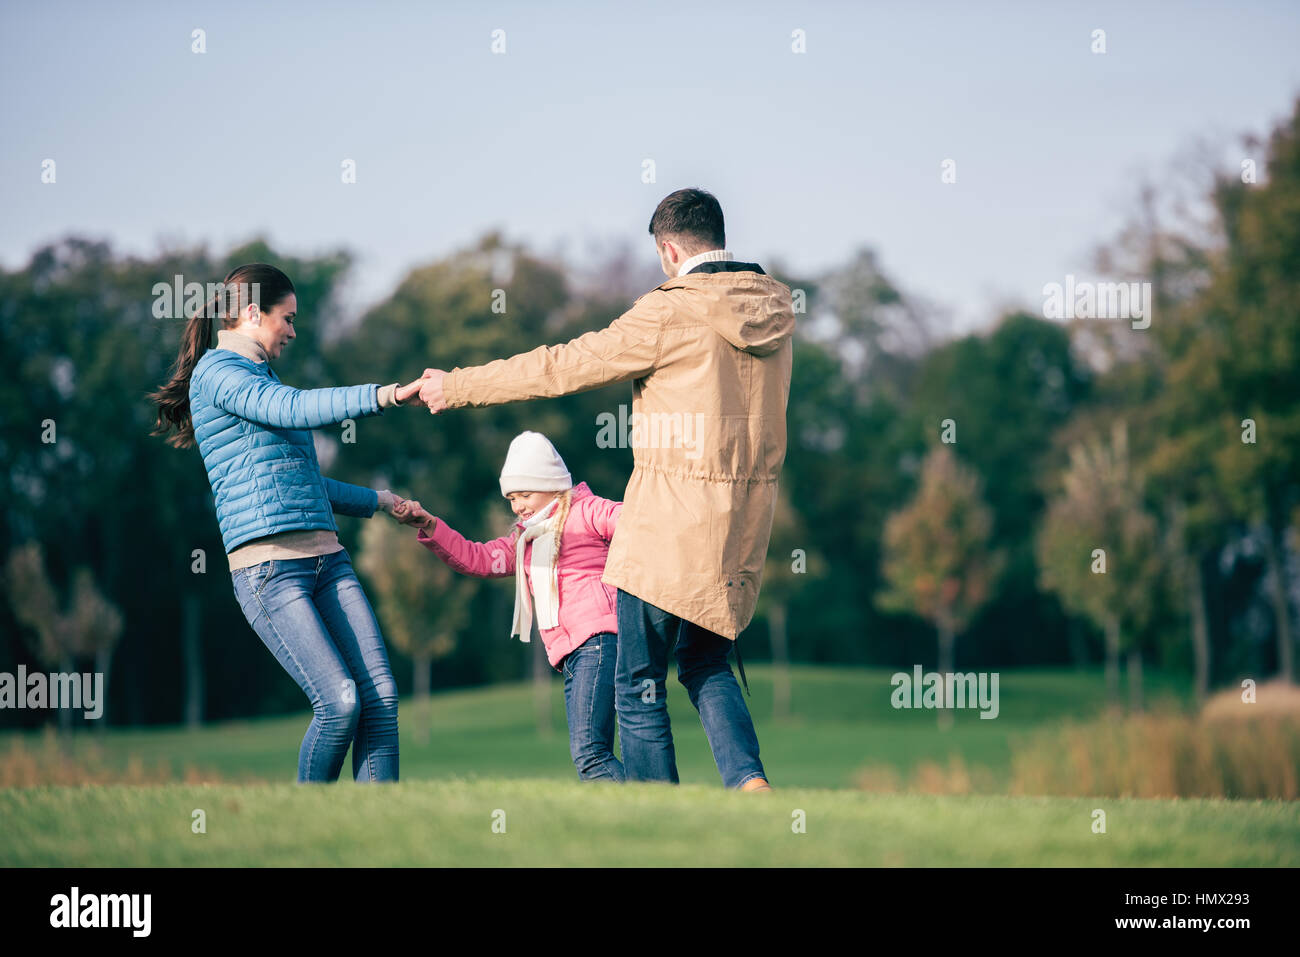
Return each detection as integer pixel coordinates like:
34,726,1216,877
419,369,448,414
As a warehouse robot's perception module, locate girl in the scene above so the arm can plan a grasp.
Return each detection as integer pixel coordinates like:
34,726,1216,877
397,431,625,782
150,262,426,783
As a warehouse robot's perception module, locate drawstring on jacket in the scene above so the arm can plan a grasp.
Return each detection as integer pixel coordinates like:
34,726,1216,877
733,636,750,696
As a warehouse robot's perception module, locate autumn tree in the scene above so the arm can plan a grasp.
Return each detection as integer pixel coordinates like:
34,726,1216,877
1037,421,1163,711
357,518,473,744
879,446,1003,728
4,542,123,732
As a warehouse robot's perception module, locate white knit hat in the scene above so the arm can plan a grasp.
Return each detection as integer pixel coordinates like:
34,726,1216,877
499,431,572,496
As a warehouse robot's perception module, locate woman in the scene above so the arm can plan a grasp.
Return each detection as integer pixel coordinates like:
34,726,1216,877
150,263,423,782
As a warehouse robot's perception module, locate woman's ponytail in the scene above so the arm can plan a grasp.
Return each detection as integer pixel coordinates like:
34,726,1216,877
148,293,219,449
148,263,295,449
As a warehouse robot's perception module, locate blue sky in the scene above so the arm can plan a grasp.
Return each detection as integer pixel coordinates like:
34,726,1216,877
2,0,1298,333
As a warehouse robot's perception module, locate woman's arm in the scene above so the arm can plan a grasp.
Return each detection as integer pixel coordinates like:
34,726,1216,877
322,477,381,518
198,352,391,430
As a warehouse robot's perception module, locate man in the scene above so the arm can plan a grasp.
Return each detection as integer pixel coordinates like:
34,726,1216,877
420,188,794,790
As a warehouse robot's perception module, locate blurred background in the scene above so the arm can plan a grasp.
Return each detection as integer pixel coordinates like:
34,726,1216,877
1,1,1298,798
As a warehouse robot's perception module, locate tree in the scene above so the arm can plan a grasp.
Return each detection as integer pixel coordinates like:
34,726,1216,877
1037,421,1162,711
356,518,473,744
878,446,1003,728
1092,178,1222,704
756,487,826,722
1195,107,1300,683
1103,102,1300,687
4,542,122,732
909,312,1093,668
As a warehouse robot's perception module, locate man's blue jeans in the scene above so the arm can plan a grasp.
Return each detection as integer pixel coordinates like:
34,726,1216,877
614,589,767,788
231,550,399,783
559,631,625,782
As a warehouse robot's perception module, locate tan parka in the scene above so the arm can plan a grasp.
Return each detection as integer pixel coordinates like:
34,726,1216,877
442,266,795,639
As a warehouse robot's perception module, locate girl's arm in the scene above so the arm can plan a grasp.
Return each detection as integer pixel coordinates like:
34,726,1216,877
198,352,390,430
586,496,623,544
414,513,517,579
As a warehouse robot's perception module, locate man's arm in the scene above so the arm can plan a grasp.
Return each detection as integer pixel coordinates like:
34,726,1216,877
432,293,666,410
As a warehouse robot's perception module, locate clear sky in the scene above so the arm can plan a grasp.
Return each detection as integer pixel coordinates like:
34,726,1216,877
2,0,1298,333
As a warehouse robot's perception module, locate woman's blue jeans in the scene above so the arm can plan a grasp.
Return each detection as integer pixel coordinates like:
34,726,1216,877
231,550,399,783
559,632,625,782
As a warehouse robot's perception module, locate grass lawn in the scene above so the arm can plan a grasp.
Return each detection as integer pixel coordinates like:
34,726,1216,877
0,665,1199,788
3,666,1295,866
3,779,1296,866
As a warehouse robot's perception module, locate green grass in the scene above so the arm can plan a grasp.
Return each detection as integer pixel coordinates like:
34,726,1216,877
3,665,1295,866
3,779,1296,866
0,665,1199,788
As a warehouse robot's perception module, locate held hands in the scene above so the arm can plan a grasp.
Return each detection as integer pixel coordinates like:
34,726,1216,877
391,498,436,530
377,490,408,519
394,379,425,407
390,369,447,413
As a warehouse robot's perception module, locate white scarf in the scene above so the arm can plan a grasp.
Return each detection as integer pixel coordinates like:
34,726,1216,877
510,495,563,642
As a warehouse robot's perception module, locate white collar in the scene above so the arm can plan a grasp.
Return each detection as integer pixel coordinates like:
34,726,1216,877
216,329,269,364
676,249,734,277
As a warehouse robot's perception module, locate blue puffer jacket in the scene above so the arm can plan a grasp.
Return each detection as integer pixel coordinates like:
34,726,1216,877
189,348,385,553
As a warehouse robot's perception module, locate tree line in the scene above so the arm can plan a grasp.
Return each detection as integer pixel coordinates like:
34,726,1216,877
2,101,1297,729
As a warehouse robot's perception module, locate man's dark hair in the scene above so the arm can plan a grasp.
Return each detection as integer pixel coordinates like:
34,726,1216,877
648,187,725,250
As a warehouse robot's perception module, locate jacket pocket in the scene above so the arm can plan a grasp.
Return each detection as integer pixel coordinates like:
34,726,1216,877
596,582,616,617
270,457,320,511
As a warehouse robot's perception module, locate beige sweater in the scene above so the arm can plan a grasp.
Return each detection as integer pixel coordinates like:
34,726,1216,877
215,329,399,571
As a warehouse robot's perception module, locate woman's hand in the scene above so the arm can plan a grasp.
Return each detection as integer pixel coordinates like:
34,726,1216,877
394,379,426,407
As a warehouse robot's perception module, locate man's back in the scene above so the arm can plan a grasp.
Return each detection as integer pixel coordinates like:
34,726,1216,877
599,264,795,639
433,186,783,789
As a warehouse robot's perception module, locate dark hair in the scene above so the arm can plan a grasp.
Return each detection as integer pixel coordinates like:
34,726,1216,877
149,263,295,448
647,187,725,250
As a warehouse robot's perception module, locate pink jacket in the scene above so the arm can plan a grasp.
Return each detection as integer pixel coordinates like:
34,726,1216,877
416,481,622,668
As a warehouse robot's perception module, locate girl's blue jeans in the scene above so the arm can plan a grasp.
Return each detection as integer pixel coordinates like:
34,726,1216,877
231,550,399,783
559,631,625,782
